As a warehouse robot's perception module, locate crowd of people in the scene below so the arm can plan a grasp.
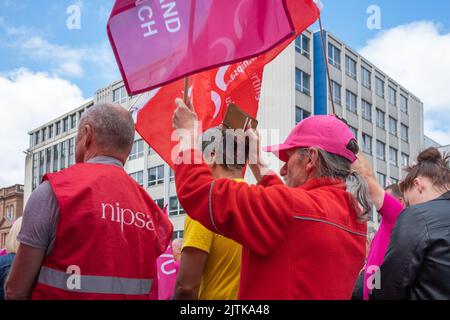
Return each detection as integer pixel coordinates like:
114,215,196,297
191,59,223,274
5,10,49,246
1,99,449,300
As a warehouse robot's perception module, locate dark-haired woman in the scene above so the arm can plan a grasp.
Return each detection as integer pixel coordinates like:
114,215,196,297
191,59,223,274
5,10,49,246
350,152,404,300
371,147,450,300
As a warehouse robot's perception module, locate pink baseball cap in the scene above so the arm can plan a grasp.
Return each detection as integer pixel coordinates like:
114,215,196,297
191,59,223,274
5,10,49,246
263,115,358,163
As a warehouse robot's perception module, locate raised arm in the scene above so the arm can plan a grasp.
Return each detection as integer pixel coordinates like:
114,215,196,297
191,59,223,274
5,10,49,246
352,151,385,211
174,150,297,256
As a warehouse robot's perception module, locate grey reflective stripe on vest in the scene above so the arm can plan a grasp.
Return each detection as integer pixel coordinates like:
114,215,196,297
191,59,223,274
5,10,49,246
38,266,153,295
293,216,367,237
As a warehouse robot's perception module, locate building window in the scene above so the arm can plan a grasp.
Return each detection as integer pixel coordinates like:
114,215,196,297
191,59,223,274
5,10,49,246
362,100,372,121
390,177,399,185
362,134,372,155
53,144,59,172
35,131,40,145
400,95,408,114
401,124,409,142
172,230,184,240
5,206,14,221
39,150,45,182
60,141,67,170
328,43,341,70
155,198,165,210
63,117,69,132
113,86,127,104
402,153,410,167
42,128,47,142
48,125,53,139
331,81,342,105
56,121,61,136
361,67,371,89
345,55,357,79
389,117,398,136
148,165,164,187
169,168,175,182
349,126,358,141
68,138,75,166
295,107,311,125
169,196,185,216
70,114,77,129
375,77,385,98
46,148,52,173
129,139,145,160
295,34,310,59
388,86,397,106
376,140,386,161
389,147,398,166
130,171,144,186
295,68,311,95
346,90,357,114
148,146,155,156
32,153,39,190
377,172,387,188
376,109,385,129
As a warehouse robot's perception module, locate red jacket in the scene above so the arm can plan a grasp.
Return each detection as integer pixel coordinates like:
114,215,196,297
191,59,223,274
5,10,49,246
174,150,367,300
32,163,173,300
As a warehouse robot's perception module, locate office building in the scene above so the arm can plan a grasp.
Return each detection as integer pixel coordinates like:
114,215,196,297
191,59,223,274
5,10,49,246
24,29,425,239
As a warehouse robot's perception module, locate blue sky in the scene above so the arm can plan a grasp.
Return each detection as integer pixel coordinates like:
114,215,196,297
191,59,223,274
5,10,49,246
0,0,450,186
316,0,450,48
0,0,116,96
1,0,449,96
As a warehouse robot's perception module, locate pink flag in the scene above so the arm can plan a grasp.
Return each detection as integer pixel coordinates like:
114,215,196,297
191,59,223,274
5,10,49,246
156,243,179,300
107,0,320,94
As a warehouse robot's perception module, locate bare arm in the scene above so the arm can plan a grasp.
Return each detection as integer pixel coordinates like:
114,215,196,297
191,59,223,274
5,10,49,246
352,151,385,211
174,247,208,300
5,181,59,300
5,244,46,300
247,129,275,184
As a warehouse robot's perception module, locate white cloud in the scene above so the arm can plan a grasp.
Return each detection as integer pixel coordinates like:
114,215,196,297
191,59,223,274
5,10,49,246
0,69,86,187
359,21,450,145
0,18,118,80
19,36,85,77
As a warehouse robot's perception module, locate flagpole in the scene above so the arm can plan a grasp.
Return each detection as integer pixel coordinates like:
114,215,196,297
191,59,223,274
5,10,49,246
183,76,189,103
183,0,196,104
318,16,336,116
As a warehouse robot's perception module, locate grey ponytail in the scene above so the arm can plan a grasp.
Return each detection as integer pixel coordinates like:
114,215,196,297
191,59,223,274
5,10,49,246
300,139,372,221
347,171,371,221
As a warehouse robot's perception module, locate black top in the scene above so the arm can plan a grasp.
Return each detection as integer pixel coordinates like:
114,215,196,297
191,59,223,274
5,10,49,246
371,191,450,300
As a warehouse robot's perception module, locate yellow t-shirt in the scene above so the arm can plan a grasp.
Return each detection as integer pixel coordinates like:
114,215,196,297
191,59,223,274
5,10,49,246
182,179,244,300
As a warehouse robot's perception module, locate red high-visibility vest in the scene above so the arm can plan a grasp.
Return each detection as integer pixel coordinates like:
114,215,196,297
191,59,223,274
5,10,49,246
31,162,173,300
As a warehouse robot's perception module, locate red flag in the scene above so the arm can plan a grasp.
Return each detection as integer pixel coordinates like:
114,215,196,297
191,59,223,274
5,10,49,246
132,0,321,168
108,0,321,94
134,56,265,168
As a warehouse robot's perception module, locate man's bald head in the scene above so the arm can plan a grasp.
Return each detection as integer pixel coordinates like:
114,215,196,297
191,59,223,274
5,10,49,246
75,103,135,164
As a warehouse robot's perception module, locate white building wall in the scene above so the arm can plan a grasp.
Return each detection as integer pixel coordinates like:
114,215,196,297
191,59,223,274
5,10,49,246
24,29,424,239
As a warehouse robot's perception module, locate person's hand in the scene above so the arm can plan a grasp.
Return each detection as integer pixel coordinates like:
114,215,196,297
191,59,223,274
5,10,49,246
352,151,374,179
352,151,385,210
173,98,198,132
173,98,201,153
247,129,271,182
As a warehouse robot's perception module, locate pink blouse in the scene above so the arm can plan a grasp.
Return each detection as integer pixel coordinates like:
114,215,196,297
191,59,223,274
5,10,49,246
363,193,404,300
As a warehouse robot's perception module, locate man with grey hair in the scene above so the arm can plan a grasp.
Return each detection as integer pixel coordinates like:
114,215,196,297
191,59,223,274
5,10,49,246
6,103,172,300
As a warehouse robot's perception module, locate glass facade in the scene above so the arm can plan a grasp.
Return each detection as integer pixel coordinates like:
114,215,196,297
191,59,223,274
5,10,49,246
328,43,341,69
345,55,357,79
295,68,311,95
148,165,164,187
